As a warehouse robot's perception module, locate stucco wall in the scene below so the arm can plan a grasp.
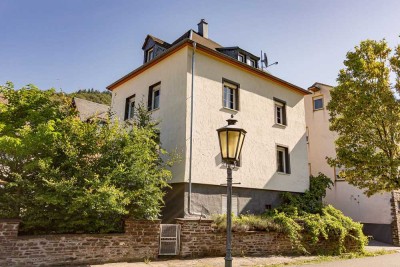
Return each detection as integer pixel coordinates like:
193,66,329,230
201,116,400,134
110,47,189,184
187,48,309,193
305,83,393,225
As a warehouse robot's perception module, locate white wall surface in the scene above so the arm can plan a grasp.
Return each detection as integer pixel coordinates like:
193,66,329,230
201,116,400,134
110,47,189,184
188,49,309,193
305,83,392,224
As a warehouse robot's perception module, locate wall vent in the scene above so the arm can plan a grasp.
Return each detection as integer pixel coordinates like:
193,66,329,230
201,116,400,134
159,224,180,255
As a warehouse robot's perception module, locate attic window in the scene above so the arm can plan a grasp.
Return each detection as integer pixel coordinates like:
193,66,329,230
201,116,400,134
238,53,245,63
146,48,154,62
249,59,256,68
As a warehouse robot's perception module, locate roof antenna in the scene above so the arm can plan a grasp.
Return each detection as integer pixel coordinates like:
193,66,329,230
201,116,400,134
260,51,278,71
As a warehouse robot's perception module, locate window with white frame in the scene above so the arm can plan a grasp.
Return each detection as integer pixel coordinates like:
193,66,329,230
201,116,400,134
249,59,256,67
146,48,154,62
124,94,135,120
277,145,290,174
223,81,239,110
148,83,161,111
274,98,287,126
334,166,346,181
238,53,245,63
313,96,324,110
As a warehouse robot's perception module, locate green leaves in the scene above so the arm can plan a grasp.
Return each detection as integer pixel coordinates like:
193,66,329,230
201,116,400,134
0,84,173,234
328,39,400,195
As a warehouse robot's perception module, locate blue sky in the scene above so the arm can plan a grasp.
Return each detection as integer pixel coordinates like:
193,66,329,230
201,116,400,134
1,0,399,93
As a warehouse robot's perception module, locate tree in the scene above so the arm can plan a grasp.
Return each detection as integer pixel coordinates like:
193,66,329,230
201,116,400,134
69,88,112,105
327,39,400,195
0,83,172,234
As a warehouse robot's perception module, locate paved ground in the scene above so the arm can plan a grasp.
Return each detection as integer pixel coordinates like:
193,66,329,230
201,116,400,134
296,252,400,267
93,241,400,267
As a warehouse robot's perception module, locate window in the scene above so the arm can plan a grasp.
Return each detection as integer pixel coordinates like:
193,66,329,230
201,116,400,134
124,94,135,120
313,96,324,110
223,80,239,110
222,194,238,216
238,53,245,63
148,82,161,111
273,97,287,126
277,145,290,174
146,48,154,62
334,166,346,181
249,59,256,67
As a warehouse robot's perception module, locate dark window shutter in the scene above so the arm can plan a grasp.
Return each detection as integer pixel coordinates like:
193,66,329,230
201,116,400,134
148,87,153,110
235,88,239,111
124,98,129,120
282,104,287,125
285,147,291,174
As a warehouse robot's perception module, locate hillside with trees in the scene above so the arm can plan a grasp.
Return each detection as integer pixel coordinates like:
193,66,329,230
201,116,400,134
69,88,111,105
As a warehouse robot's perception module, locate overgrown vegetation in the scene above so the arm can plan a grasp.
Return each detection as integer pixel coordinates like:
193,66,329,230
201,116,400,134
69,88,112,105
0,82,173,234
213,174,368,255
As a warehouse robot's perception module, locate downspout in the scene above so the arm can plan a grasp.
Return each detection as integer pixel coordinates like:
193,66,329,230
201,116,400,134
188,40,205,217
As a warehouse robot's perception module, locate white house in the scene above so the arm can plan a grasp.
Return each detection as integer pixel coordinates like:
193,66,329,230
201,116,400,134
305,82,400,244
108,20,310,222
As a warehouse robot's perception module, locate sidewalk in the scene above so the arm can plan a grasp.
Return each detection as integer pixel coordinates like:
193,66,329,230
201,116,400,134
93,241,399,267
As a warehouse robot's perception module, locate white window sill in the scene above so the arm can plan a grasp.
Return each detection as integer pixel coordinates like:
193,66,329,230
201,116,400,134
313,108,324,111
277,172,290,175
150,107,160,112
221,106,239,112
274,123,287,128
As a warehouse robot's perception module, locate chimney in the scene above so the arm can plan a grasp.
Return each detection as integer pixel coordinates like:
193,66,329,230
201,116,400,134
197,19,208,38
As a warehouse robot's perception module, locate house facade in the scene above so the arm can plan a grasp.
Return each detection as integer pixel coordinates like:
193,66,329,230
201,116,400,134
108,20,310,222
305,82,400,245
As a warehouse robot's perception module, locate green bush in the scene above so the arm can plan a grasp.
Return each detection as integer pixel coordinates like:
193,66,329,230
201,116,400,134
0,83,173,234
212,173,367,255
212,205,367,255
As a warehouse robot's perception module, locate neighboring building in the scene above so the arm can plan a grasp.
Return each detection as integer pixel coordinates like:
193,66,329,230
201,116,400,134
0,93,7,104
305,82,400,245
72,97,109,122
108,20,310,222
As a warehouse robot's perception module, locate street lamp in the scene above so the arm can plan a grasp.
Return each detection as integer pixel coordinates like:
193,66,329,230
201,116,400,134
216,116,246,267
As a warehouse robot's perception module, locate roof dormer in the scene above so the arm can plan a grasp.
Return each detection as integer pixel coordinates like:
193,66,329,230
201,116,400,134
142,35,171,63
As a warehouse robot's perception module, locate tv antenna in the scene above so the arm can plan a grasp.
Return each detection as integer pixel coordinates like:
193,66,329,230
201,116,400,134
260,51,278,71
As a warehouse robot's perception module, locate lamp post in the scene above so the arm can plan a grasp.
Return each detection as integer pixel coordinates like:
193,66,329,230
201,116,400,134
217,116,246,267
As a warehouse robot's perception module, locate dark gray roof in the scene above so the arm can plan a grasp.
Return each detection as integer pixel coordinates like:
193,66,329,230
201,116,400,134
72,97,109,122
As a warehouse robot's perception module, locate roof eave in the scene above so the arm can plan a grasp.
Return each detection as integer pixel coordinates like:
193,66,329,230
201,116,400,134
108,39,309,95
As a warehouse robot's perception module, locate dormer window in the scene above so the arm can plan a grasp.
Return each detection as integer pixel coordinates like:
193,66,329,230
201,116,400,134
249,59,256,68
146,48,154,62
238,53,245,63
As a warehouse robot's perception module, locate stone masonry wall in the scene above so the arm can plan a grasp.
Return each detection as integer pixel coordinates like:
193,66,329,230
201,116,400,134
0,219,160,266
176,218,362,257
391,191,400,246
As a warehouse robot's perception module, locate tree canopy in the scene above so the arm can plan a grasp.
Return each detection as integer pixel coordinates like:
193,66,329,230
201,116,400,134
0,82,172,234
327,39,400,195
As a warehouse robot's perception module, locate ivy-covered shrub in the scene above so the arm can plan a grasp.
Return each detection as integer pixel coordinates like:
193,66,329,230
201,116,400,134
212,173,367,255
212,206,367,255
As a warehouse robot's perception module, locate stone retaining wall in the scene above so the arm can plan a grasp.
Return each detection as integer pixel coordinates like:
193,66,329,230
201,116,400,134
392,191,400,246
176,218,362,257
0,219,160,266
